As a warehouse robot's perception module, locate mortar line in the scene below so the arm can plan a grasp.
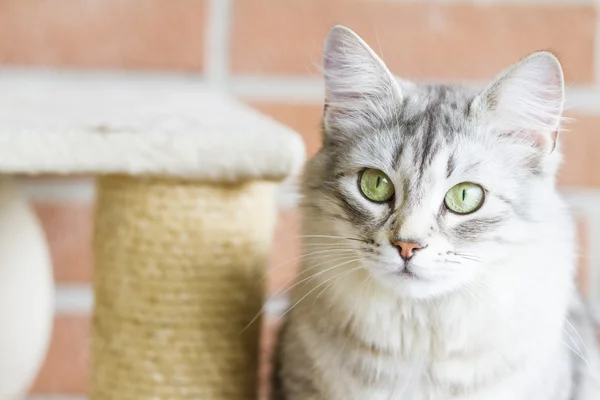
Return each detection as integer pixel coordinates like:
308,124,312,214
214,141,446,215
204,0,233,87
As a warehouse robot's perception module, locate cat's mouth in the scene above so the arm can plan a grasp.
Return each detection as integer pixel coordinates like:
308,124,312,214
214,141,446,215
393,264,419,280
397,270,416,279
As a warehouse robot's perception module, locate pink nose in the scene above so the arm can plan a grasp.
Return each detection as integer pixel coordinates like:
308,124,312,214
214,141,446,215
392,240,424,261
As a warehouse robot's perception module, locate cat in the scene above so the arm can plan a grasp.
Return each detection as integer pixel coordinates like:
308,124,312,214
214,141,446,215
273,25,600,400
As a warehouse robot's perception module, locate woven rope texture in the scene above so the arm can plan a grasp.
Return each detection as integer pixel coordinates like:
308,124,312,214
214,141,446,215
91,175,277,400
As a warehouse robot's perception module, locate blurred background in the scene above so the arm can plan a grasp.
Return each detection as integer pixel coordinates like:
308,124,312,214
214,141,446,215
3,0,598,398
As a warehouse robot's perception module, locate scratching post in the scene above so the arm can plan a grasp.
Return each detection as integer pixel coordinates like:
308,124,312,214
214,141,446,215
0,76,304,400
92,176,277,399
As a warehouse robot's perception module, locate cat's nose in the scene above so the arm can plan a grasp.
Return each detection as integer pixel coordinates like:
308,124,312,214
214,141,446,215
392,240,425,261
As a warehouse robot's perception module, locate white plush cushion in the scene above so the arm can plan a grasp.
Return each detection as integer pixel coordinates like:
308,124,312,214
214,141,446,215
0,70,305,182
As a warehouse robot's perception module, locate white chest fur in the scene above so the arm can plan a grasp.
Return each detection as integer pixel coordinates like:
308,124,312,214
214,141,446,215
296,244,575,400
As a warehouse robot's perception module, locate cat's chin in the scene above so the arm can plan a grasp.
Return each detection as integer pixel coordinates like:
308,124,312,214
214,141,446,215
368,268,468,300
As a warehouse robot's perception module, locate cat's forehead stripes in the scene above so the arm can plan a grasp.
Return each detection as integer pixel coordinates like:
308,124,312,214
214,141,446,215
400,85,474,140
388,85,474,202
374,85,473,137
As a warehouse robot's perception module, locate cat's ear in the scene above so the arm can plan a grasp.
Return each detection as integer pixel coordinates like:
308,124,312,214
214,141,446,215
323,25,402,134
471,51,564,154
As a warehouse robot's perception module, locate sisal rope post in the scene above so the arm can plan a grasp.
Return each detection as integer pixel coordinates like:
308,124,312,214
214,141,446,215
91,175,277,400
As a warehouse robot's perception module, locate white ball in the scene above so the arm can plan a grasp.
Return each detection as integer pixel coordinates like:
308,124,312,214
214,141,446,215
0,178,54,398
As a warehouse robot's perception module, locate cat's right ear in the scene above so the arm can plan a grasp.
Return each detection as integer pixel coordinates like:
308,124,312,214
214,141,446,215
322,25,402,136
470,51,565,155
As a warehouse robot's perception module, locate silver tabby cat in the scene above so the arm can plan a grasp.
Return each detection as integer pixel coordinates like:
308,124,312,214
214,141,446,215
274,25,600,400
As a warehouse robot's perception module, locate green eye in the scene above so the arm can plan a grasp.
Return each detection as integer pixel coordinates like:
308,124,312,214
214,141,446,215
359,169,395,203
444,182,485,214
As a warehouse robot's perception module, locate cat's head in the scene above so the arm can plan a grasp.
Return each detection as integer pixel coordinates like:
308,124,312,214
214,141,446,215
302,25,566,299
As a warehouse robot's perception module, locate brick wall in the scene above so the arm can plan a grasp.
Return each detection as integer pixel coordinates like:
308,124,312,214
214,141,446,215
3,0,598,398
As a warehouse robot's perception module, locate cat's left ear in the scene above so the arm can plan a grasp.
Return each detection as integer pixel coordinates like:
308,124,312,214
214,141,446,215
322,25,402,134
471,51,565,154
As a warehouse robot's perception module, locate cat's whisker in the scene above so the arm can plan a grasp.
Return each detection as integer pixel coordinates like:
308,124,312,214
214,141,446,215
296,258,361,290
301,243,359,249
465,255,483,260
469,279,595,379
465,282,522,342
463,283,488,305
257,248,358,283
462,285,478,300
278,254,358,289
562,338,585,361
562,318,600,386
447,251,483,264
443,260,463,265
278,264,364,322
269,255,361,310
301,239,359,245
243,254,359,332
299,246,359,253
268,254,359,305
298,234,368,243
350,274,372,311
468,279,520,337
451,251,482,257
314,265,367,306
564,318,590,356
563,327,585,359
559,334,600,391
462,257,482,263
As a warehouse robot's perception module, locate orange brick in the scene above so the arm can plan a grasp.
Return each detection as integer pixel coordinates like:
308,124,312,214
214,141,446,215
249,102,324,158
0,0,207,71
268,210,302,294
559,114,600,188
575,215,590,298
259,318,282,400
231,1,595,82
30,315,90,395
30,315,282,397
32,203,94,283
